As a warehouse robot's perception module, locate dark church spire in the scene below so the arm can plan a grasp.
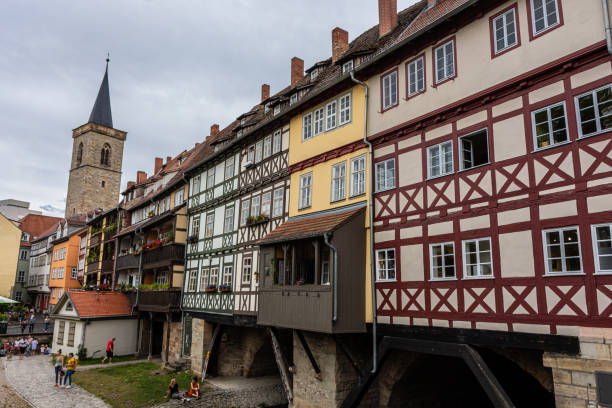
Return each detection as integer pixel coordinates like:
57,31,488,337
88,56,113,128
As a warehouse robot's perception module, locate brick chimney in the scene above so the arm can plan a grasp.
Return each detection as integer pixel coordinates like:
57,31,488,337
261,84,270,102
137,171,147,184
166,156,171,164
332,27,349,64
210,124,219,137
378,0,398,37
127,181,135,189
291,57,304,88
154,157,163,174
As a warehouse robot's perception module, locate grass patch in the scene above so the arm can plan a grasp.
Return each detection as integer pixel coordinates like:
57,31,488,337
51,354,138,366
73,362,204,408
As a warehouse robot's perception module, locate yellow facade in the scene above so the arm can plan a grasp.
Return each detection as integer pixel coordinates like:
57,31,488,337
288,83,374,322
0,214,21,299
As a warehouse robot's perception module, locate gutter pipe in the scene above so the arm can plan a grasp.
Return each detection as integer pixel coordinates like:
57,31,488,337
179,171,190,358
323,232,338,323
602,0,612,55
350,71,377,373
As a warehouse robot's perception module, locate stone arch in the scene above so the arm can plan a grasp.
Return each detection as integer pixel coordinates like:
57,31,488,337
76,142,83,166
100,143,111,166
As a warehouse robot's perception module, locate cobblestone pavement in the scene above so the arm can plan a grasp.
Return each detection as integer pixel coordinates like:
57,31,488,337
3,355,110,408
154,376,287,408
0,357,31,408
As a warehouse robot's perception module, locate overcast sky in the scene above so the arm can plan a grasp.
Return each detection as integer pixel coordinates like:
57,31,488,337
1,0,418,217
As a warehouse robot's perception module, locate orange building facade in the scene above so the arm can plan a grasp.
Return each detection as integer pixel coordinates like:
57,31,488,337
49,229,85,309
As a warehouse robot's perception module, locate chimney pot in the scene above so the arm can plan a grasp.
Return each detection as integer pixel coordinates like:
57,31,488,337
261,84,270,102
332,27,349,64
378,0,398,37
136,171,147,184
154,157,163,174
291,57,304,88
211,124,219,137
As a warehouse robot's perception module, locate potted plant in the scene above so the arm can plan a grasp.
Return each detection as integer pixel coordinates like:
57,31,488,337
219,283,231,292
148,210,155,217
187,235,198,244
256,214,269,223
246,216,256,226
205,284,217,293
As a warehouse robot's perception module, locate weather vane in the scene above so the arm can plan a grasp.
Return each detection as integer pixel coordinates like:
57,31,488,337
106,52,110,63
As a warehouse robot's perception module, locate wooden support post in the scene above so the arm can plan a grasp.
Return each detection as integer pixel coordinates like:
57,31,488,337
164,312,171,365
269,327,293,404
148,312,153,362
312,240,320,284
296,330,322,380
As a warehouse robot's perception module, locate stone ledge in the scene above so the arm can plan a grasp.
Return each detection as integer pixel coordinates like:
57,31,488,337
544,353,612,372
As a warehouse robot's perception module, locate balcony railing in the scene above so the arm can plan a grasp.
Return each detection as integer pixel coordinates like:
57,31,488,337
89,234,100,248
137,288,181,312
116,254,139,271
86,261,100,275
142,243,185,270
101,259,114,273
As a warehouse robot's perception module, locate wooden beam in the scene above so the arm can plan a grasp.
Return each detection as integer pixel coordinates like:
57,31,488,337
269,327,293,403
296,330,322,380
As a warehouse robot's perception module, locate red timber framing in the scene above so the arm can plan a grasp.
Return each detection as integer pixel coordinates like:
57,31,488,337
370,42,612,336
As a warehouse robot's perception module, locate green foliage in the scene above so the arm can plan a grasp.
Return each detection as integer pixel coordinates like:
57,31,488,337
77,345,88,361
138,283,171,291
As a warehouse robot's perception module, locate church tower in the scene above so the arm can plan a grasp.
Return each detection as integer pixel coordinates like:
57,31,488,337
65,59,127,217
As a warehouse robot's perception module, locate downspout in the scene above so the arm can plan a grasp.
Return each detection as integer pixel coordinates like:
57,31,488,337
323,233,338,323
350,71,377,373
602,0,612,55
179,172,190,358
133,227,144,314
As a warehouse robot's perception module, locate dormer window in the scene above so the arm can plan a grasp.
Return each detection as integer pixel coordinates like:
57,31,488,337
342,60,353,73
311,69,318,81
66,301,73,311
274,106,281,116
290,94,298,105
240,118,246,126
237,129,243,138
265,104,271,113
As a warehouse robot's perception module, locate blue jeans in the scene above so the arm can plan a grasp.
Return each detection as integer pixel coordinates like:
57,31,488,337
54,366,62,384
64,369,74,385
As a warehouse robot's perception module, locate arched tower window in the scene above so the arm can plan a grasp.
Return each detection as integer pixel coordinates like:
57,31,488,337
100,143,111,166
76,142,83,166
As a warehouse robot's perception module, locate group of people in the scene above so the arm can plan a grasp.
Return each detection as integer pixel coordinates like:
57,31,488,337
53,349,79,389
2,337,50,359
166,377,201,403
17,311,51,334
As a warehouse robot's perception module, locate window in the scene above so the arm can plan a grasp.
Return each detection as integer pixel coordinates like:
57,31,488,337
247,146,255,163
530,0,560,35
303,113,313,141
54,250,58,261
350,155,366,197
273,105,281,116
273,131,282,154
492,7,518,54
264,136,272,158
407,56,425,96
299,173,312,209
314,107,325,136
251,196,261,217
255,140,263,162
188,270,198,291
199,268,209,290
434,39,455,84
209,267,219,286
382,70,398,110
326,101,337,130
311,68,318,80
14,291,22,301
76,142,83,166
331,162,346,202
532,102,568,149
224,156,235,179
100,143,111,166
342,60,353,73
428,141,453,178
460,129,489,170
17,270,25,283
205,213,215,238
21,232,30,241
101,180,105,187
375,159,395,192
261,192,271,216
60,248,66,260
576,85,612,137
52,288,56,299
264,104,270,113
71,268,77,280
19,249,27,260
58,267,64,279
56,321,65,345
593,224,612,273
273,189,284,217
240,200,250,226
339,93,351,125
321,261,330,285
52,268,56,279
174,189,184,206
430,242,455,279
376,249,396,281
67,322,76,347
463,238,493,278
58,288,63,298
192,175,201,194
242,257,252,284
224,207,234,233
543,227,582,274
240,118,246,126
223,266,233,286
290,93,298,105
191,216,200,239
207,168,215,189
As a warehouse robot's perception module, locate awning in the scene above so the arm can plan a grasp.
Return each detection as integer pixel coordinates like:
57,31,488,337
0,296,19,304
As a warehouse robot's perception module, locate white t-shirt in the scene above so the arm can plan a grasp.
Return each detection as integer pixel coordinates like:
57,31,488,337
31,340,38,350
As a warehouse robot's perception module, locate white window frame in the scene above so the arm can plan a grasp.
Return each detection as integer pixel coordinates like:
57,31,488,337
199,268,209,290
407,56,425,96
331,161,347,202
174,189,184,207
311,68,318,80
326,101,337,131
302,113,313,141
314,107,325,136
222,265,233,286
342,60,353,73
273,105,280,116
273,131,282,154
339,93,351,125
459,129,489,170
299,172,312,209
187,270,198,292
71,268,77,280
434,39,455,84
382,70,398,110
375,158,395,192
191,216,200,238
576,84,612,138
530,0,560,36
192,175,201,194
17,270,25,283
206,169,215,190
251,196,261,217
592,223,612,274
430,242,456,280
224,156,235,180
205,213,215,238
375,249,396,282
255,140,263,162
542,226,583,275
261,192,271,216
242,257,252,284
52,268,56,279
462,238,493,279
493,7,518,54
264,136,272,158
532,102,568,150
427,141,453,178
273,189,284,217
223,207,234,233
350,155,366,197
240,200,250,226
290,93,298,105
209,267,219,286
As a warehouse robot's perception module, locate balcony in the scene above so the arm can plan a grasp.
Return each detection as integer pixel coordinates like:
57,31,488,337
86,261,100,275
142,243,185,270
116,254,139,271
89,234,101,248
137,288,181,312
101,259,114,273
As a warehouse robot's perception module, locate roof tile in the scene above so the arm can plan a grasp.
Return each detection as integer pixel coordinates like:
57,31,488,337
67,289,133,318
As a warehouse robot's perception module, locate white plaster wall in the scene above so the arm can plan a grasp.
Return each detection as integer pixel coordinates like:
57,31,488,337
84,319,138,357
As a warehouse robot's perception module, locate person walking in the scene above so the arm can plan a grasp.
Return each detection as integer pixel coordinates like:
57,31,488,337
20,318,26,335
44,316,50,332
54,349,64,387
63,353,77,389
28,314,35,334
18,338,26,360
101,337,115,364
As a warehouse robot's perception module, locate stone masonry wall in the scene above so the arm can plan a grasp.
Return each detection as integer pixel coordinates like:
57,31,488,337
544,327,612,408
189,318,213,375
161,320,182,365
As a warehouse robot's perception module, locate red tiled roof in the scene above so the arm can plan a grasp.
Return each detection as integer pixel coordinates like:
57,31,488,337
258,207,364,245
67,289,133,318
397,0,472,42
18,214,62,243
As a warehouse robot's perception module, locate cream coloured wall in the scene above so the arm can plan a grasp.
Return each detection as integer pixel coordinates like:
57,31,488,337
368,0,607,136
0,214,22,298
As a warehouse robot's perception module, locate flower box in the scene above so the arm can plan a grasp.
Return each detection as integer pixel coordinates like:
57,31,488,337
219,284,232,292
